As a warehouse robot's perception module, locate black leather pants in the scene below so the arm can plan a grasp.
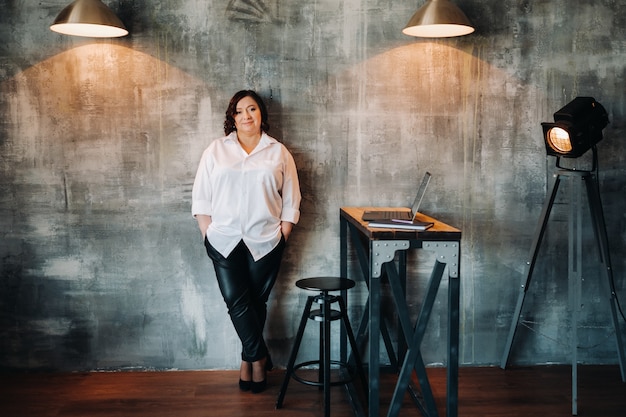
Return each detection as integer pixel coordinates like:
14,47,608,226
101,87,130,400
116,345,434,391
205,237,285,362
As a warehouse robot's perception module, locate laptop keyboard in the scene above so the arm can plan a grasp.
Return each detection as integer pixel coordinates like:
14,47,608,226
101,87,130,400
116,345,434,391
362,210,412,221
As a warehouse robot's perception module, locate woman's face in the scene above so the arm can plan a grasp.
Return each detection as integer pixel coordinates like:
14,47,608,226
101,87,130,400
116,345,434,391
234,96,262,136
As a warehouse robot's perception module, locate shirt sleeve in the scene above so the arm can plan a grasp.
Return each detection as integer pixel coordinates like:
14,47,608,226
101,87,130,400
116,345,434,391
191,146,213,218
280,145,301,224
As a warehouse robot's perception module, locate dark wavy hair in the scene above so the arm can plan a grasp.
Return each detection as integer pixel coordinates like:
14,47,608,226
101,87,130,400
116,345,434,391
223,90,270,135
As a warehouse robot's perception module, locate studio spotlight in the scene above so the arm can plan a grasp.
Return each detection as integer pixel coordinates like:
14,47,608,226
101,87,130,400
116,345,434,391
503,95,626,415
541,96,609,159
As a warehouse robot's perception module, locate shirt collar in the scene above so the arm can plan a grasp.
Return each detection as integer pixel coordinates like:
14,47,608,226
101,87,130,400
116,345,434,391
224,131,277,147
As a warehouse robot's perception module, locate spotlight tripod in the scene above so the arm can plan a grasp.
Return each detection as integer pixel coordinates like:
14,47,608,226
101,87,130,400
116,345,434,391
500,150,626,415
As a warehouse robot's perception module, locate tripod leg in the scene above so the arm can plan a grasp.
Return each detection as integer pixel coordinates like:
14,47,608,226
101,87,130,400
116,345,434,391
569,175,584,416
583,174,626,381
501,173,562,369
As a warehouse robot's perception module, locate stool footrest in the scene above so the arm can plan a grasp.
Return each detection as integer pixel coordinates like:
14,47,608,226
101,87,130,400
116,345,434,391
309,309,342,322
292,360,355,387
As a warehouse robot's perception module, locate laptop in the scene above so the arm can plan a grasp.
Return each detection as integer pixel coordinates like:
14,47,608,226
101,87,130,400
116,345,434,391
361,172,431,222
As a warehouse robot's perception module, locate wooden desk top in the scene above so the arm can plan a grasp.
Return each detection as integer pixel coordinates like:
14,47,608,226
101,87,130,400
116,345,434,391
340,207,461,241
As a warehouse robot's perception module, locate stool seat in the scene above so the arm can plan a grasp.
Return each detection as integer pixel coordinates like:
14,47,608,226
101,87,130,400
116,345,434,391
296,277,355,292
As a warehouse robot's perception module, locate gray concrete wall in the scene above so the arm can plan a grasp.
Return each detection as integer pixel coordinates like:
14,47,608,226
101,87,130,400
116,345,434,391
1,0,625,371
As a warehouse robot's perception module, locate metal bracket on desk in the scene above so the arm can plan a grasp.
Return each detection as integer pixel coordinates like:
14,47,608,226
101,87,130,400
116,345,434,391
371,241,410,278
423,241,460,278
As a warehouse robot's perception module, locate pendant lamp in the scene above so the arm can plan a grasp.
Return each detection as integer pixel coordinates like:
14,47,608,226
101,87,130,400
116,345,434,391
50,0,128,38
403,0,474,38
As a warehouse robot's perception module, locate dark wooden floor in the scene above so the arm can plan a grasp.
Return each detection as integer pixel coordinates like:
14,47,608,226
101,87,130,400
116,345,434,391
1,366,624,417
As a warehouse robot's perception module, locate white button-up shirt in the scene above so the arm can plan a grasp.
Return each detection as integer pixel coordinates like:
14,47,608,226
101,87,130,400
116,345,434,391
192,132,301,261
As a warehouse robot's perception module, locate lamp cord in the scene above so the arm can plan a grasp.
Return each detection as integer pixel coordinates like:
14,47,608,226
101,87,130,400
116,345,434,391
520,320,617,350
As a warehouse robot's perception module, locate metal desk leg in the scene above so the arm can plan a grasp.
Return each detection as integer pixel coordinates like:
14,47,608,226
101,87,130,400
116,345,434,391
426,242,461,417
388,260,446,417
447,271,460,417
369,263,381,417
369,240,411,417
385,261,437,417
350,225,401,368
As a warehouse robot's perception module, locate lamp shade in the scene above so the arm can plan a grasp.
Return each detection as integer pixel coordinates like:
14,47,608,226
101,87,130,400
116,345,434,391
541,97,609,158
402,0,474,38
50,0,128,38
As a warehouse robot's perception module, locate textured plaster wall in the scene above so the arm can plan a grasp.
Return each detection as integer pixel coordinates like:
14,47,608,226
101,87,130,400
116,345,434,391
1,0,625,371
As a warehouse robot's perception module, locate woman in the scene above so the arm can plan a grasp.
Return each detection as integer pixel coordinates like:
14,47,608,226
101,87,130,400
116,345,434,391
192,90,301,393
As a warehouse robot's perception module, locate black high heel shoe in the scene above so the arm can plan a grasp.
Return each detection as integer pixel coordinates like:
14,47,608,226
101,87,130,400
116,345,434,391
239,361,252,391
250,355,272,394
250,379,267,394
239,379,252,391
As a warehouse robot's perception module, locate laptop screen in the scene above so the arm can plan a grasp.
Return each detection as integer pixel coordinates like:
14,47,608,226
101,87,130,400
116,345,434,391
409,171,431,219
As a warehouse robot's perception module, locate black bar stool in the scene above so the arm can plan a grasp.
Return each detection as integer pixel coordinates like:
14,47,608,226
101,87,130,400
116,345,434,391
276,277,367,417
